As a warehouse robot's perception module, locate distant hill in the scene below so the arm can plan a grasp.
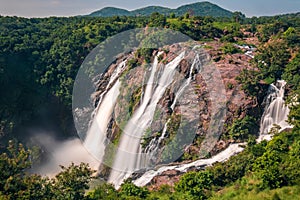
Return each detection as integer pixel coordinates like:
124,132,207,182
88,1,233,18
176,2,232,17
89,7,131,17
131,6,171,16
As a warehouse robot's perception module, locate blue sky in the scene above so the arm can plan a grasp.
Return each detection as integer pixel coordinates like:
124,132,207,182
0,0,299,18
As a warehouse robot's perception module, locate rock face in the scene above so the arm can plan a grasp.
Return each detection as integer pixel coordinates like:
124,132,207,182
149,169,181,190
136,41,262,189
89,40,261,186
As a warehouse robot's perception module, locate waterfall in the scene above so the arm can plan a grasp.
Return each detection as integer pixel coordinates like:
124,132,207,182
170,54,201,110
108,60,127,88
144,119,170,155
84,80,121,161
131,82,293,188
133,143,245,187
144,54,203,158
108,52,185,188
81,47,226,188
259,80,293,141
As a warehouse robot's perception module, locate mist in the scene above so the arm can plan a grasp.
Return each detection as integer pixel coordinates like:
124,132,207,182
29,133,99,176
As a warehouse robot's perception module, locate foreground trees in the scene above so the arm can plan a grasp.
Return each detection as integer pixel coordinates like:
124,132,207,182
0,141,94,200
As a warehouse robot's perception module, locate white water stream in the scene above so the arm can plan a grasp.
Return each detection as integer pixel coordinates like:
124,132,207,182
258,80,293,141
84,80,121,161
108,52,185,188
133,143,245,187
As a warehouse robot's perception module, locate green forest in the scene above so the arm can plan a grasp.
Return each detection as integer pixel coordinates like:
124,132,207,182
0,10,300,200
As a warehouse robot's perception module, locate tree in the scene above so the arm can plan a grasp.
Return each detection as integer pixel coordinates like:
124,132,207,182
283,27,300,47
175,171,213,199
52,163,95,200
87,183,119,200
170,13,176,19
285,139,300,184
149,12,167,27
236,69,262,96
253,150,285,189
283,52,300,91
0,141,95,199
232,12,245,24
253,135,290,189
120,180,149,199
227,116,258,141
0,141,52,199
0,141,31,193
184,12,190,19
254,41,291,80
288,103,300,129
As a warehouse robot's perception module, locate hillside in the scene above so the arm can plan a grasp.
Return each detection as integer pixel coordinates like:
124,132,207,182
89,7,131,17
175,2,232,17
88,1,233,17
131,6,171,16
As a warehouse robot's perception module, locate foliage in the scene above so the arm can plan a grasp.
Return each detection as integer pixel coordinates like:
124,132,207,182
221,43,242,54
288,102,300,129
87,183,119,200
285,139,300,185
136,48,153,63
257,21,289,42
149,12,167,27
0,140,35,198
0,15,138,139
253,41,291,81
0,141,95,200
283,53,300,129
236,69,262,97
208,148,258,187
175,171,213,199
52,163,94,199
227,116,258,141
120,180,149,199
283,52,300,91
283,27,300,47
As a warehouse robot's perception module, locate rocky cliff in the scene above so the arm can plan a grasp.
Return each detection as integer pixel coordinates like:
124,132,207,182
90,39,262,186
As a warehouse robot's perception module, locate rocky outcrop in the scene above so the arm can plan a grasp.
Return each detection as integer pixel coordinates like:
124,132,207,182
91,40,261,184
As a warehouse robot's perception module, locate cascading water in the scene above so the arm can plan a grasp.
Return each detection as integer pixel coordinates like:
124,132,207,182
84,80,121,161
259,80,293,141
144,118,170,156
130,82,293,188
133,143,245,187
81,46,225,189
107,60,127,87
170,54,201,110
144,54,203,158
108,51,186,188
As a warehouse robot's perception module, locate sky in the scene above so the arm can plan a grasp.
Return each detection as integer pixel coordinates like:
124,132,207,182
0,0,299,18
